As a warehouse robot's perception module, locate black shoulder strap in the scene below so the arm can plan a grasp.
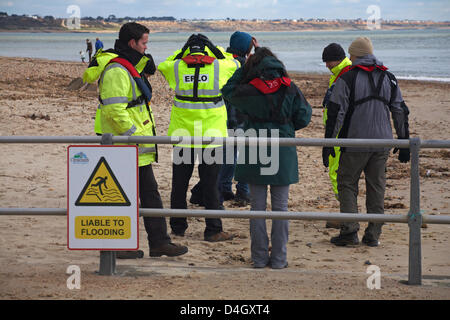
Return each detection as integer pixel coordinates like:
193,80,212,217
353,69,389,106
338,68,360,148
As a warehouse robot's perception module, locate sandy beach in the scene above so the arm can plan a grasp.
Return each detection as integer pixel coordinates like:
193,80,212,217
0,56,449,300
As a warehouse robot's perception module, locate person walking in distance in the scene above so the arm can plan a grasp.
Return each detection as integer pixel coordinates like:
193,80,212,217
95,37,104,54
86,39,93,63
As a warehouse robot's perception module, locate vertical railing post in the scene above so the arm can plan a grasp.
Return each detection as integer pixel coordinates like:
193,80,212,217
408,137,422,285
98,133,116,276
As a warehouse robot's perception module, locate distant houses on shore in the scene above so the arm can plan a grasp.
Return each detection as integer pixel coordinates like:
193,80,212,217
1,12,449,32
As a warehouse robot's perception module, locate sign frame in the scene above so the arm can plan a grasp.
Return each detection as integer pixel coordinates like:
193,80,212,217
67,145,139,251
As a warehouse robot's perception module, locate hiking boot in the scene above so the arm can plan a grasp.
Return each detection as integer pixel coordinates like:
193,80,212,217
362,235,380,247
116,250,144,259
189,193,204,206
149,243,188,257
330,232,359,246
325,221,341,229
171,231,185,237
234,193,250,207
222,191,235,201
204,231,234,242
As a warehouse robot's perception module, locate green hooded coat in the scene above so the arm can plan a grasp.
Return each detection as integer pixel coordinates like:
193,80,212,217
221,56,312,185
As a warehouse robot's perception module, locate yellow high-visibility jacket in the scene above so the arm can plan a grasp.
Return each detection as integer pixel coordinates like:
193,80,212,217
323,57,352,197
158,46,240,148
83,52,157,166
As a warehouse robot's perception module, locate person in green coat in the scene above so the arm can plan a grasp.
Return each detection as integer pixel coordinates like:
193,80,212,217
221,47,312,269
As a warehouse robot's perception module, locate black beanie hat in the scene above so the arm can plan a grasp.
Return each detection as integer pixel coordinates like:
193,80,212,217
322,43,346,62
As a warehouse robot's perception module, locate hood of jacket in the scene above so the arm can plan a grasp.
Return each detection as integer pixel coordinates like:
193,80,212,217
353,54,384,67
243,56,286,83
226,47,246,65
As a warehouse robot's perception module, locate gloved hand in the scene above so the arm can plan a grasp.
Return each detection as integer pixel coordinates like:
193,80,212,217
322,147,336,168
393,147,410,163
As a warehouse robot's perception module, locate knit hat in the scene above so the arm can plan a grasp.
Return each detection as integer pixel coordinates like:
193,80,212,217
322,43,346,62
348,37,374,57
230,31,252,55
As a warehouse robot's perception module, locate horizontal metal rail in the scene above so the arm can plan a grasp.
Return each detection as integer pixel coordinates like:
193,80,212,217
1,135,449,148
1,208,449,224
1,135,449,283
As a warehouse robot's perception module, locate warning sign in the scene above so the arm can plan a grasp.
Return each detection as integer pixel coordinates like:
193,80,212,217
75,157,130,206
68,146,138,250
75,216,131,239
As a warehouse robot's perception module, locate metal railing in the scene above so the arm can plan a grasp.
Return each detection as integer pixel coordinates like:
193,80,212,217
1,135,450,284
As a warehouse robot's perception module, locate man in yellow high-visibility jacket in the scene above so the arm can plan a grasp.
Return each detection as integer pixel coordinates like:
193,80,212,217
84,22,188,258
321,43,352,229
158,34,239,242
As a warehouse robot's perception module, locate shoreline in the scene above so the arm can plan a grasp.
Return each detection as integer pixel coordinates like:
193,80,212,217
1,55,449,84
1,26,450,34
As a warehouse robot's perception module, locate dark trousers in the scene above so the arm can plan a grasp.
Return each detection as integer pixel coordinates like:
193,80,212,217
191,144,249,203
139,164,171,249
337,151,388,240
170,147,223,237
218,145,249,199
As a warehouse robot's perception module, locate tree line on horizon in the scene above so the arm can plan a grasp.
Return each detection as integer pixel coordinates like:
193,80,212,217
0,12,176,22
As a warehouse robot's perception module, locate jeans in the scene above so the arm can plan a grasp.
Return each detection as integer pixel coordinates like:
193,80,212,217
170,147,223,238
249,184,290,268
218,145,249,199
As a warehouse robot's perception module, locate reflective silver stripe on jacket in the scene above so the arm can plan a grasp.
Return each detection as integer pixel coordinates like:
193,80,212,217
101,96,129,105
138,147,156,154
173,99,225,110
174,59,221,96
120,125,137,136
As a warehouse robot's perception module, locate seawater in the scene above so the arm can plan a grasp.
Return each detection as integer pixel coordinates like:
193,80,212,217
0,29,449,81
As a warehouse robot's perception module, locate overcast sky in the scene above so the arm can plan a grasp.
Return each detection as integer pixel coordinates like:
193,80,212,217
1,0,449,21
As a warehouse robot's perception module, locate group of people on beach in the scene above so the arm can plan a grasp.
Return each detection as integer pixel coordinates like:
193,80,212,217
82,22,411,269
80,38,103,63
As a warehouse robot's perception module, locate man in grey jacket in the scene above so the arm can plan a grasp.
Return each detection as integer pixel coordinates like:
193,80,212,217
323,37,410,247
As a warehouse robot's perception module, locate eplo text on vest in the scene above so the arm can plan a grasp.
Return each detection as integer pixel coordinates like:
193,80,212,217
183,74,209,83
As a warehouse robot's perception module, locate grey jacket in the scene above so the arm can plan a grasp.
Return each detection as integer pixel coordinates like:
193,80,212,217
326,54,409,152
